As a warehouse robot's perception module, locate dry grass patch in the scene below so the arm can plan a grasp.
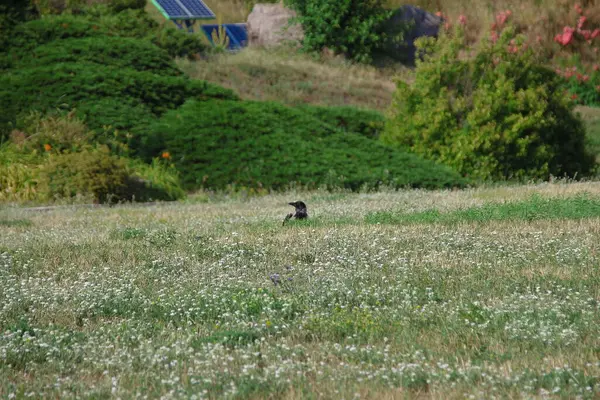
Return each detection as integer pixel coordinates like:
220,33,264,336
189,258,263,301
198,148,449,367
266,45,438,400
178,47,399,110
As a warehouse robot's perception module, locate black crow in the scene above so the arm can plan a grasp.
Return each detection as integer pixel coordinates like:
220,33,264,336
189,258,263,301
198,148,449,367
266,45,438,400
283,201,308,225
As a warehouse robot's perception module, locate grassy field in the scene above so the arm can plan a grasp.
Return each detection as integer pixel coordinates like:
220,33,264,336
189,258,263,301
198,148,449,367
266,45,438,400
1,182,600,398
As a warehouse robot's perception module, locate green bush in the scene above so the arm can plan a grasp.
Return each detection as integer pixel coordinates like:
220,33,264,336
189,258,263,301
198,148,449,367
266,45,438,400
0,0,38,51
148,99,466,191
6,11,207,61
284,0,392,63
0,62,237,136
0,143,42,203
33,0,88,15
298,105,385,138
18,36,182,75
382,26,596,181
149,27,209,59
109,0,146,13
37,147,185,204
11,111,92,155
38,146,131,203
7,15,112,55
127,158,187,202
74,98,157,155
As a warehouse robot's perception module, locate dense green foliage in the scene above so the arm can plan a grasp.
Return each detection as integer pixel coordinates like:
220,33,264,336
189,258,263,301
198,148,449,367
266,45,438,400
109,0,147,13
38,147,184,203
0,144,42,203
1,113,186,204
0,0,37,50
0,144,185,204
18,36,182,75
11,111,92,155
38,147,131,204
299,105,385,138
147,99,466,190
0,6,230,141
284,0,392,63
74,98,156,154
382,26,596,180
4,10,207,63
0,62,235,137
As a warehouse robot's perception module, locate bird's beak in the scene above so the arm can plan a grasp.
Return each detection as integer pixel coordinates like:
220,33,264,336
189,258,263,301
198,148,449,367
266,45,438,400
288,202,295,206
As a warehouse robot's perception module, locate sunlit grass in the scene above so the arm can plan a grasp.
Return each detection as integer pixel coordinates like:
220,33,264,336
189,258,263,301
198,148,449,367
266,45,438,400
177,47,400,111
1,182,600,398
366,193,600,225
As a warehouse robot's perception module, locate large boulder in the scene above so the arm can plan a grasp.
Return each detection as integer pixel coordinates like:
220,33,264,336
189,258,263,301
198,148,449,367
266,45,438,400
378,5,443,65
246,3,303,48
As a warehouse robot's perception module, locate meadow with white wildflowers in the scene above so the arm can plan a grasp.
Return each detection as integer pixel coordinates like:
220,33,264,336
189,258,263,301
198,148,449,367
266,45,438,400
1,182,600,399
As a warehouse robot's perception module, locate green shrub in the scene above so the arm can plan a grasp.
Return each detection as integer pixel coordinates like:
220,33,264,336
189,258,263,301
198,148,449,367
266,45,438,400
7,15,111,55
33,0,88,15
0,144,42,203
148,99,466,191
0,0,38,51
109,0,146,13
11,111,92,155
38,146,130,203
6,11,207,60
97,8,159,38
149,27,209,59
298,104,385,138
37,147,185,203
18,36,182,75
382,26,596,181
0,62,237,135
74,98,157,155
284,0,392,63
127,158,187,202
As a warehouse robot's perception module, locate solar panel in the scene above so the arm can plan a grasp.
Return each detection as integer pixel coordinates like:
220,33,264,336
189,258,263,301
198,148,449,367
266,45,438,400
225,24,248,46
183,0,215,19
151,0,215,20
201,24,248,50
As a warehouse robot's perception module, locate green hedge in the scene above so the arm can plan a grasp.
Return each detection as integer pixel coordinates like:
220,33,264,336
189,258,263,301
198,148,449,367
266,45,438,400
74,98,156,149
17,36,182,75
0,62,237,135
298,104,385,138
4,11,207,62
0,9,232,141
0,0,37,51
148,100,467,191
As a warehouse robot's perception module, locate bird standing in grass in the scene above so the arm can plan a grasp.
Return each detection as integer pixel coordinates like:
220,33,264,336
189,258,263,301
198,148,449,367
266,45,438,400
283,201,308,225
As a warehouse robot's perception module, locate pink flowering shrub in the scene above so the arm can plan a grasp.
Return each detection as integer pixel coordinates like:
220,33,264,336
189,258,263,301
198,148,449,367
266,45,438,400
382,11,596,181
553,3,600,105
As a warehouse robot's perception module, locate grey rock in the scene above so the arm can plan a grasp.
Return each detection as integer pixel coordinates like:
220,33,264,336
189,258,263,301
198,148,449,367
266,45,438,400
379,5,443,65
246,3,304,48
